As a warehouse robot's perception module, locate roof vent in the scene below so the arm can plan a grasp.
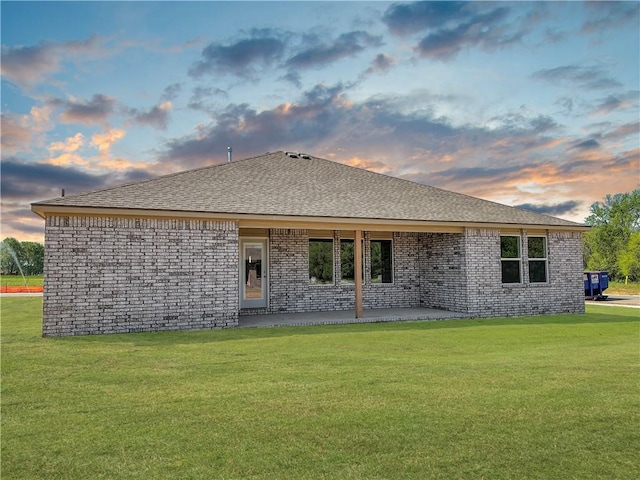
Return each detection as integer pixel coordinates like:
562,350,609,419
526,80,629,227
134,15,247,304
285,151,311,159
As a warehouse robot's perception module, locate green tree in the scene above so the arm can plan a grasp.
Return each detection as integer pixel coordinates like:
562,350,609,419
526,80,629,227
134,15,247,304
309,240,333,284
340,240,354,281
0,237,25,275
21,242,45,275
584,190,640,280
0,238,45,276
618,232,640,283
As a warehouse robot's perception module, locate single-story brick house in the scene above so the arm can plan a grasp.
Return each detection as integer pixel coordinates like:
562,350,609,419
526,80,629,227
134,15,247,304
32,151,587,336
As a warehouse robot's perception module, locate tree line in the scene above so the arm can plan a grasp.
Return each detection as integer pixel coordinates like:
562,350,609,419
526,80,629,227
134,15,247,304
0,238,44,276
583,190,640,282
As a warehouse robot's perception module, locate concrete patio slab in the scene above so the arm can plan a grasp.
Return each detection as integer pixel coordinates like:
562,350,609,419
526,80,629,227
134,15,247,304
239,307,468,328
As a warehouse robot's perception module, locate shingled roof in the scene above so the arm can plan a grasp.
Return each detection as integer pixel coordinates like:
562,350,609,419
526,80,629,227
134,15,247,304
32,151,585,228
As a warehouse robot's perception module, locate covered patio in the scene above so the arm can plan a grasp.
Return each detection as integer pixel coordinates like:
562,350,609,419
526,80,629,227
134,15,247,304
239,307,469,328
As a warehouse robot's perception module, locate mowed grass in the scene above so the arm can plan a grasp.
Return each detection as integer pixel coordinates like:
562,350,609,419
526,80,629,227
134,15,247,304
607,281,640,295
2,298,638,479
1,275,44,287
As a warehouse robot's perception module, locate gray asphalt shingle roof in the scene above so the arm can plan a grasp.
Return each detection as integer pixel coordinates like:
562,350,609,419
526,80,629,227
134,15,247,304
33,151,584,228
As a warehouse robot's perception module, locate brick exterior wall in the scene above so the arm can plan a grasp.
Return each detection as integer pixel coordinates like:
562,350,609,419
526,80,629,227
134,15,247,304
43,216,239,336
419,233,468,311
365,232,422,308
41,218,584,336
462,228,585,317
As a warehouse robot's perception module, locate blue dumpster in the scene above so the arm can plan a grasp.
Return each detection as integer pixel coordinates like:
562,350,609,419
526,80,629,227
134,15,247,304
584,271,609,300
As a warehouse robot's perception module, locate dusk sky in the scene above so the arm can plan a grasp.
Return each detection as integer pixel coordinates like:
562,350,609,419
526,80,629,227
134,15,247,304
2,1,639,242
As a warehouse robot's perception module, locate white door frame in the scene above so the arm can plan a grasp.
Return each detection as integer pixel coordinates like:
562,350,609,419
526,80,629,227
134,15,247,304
239,238,268,309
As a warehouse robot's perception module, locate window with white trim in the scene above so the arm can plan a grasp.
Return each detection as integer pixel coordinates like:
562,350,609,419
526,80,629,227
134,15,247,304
309,239,333,285
528,236,548,283
500,235,521,284
370,239,393,283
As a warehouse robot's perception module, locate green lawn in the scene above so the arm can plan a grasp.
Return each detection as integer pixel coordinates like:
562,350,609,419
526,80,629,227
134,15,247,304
2,299,638,479
0,275,43,287
607,281,640,295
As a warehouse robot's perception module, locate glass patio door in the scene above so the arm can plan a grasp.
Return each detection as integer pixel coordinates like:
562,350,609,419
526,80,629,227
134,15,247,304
240,239,267,308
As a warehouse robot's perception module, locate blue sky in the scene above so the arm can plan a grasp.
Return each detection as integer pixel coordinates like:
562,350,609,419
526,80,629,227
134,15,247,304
2,1,639,241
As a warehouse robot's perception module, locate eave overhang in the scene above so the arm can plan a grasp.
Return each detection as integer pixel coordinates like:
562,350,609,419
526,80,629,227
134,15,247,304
31,204,590,233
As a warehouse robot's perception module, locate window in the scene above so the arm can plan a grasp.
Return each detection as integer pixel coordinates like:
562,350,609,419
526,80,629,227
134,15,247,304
371,239,393,283
340,239,364,284
340,239,355,284
528,236,548,283
500,235,521,284
309,239,333,285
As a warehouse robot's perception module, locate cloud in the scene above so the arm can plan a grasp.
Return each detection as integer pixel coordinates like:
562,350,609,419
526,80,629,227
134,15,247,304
188,86,229,113
162,83,354,166
0,200,52,240
161,83,182,101
514,201,581,216
281,71,302,88
487,110,558,134
1,114,34,154
126,101,172,129
383,2,522,61
189,29,383,80
426,164,523,184
570,139,600,151
1,158,109,201
0,35,107,88
91,128,126,157
554,96,576,116
416,7,521,60
46,153,90,168
286,31,383,70
0,105,53,155
416,154,600,206
591,92,639,116
95,157,153,173
343,156,390,173
45,132,91,169
602,121,640,142
189,30,286,78
1,214,48,236
531,65,622,90
48,133,85,154
581,1,640,34
1,157,153,202
363,54,396,76
161,82,554,170
0,44,57,87
383,1,470,36
40,128,153,173
49,94,116,125
160,82,566,173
